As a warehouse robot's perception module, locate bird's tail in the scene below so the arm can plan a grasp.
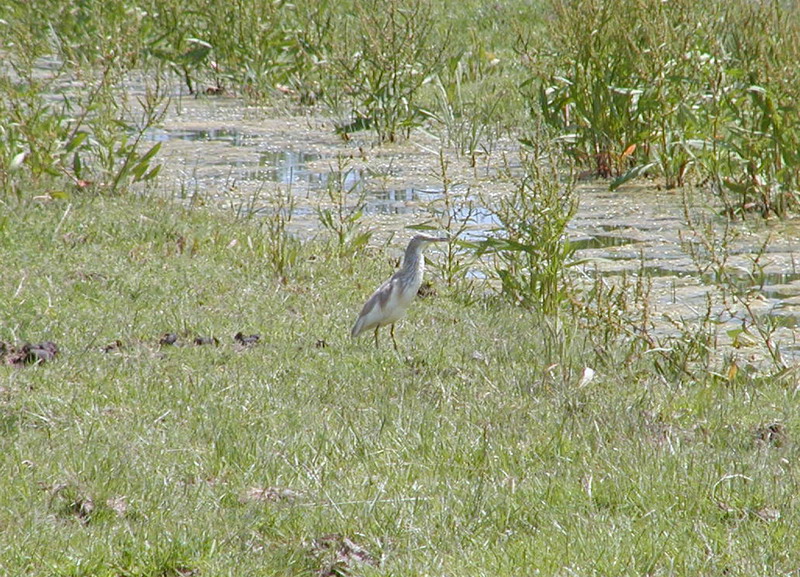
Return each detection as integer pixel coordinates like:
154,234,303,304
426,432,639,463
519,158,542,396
351,317,366,339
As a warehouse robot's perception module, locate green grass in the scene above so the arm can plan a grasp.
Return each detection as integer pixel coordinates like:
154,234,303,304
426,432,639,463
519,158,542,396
1,193,799,576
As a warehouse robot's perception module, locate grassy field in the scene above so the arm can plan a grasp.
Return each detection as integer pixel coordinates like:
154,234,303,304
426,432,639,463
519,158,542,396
1,193,798,576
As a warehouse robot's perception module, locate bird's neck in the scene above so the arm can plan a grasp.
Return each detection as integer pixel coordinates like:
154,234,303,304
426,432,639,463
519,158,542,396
402,246,424,274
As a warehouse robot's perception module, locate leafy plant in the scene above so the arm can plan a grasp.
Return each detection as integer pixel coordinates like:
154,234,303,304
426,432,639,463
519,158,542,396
316,155,373,257
328,0,449,143
0,46,166,197
423,151,479,289
680,194,785,367
532,0,800,220
531,0,651,177
258,187,301,281
715,83,800,218
476,138,577,313
426,50,512,165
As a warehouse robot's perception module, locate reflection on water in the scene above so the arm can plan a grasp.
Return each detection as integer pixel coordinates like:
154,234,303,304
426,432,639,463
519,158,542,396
148,127,247,145
256,150,325,185
153,125,441,214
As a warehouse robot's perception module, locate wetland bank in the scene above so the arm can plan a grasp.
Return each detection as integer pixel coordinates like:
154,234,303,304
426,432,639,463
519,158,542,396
156,96,800,365
3,0,800,575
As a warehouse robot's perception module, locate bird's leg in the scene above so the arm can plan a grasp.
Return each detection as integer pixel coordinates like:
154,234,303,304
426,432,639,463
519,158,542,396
390,324,398,351
373,326,379,348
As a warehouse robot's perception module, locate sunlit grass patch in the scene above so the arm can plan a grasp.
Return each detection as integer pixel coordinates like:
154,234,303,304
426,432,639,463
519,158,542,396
0,193,797,574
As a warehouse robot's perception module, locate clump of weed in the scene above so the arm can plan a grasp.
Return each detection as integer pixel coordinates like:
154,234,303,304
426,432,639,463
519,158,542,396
419,150,479,292
0,19,166,198
316,155,373,258
680,191,785,368
427,52,516,165
530,0,800,217
476,135,577,313
326,0,449,143
254,187,301,281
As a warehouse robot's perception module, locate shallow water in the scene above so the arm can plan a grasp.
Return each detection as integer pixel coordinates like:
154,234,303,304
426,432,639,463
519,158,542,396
152,95,800,367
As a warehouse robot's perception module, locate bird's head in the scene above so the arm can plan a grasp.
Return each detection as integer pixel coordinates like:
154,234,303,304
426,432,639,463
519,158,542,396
409,233,448,248
403,233,448,263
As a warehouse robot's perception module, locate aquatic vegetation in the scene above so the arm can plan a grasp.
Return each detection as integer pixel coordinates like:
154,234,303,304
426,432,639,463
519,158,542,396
315,155,373,257
531,0,800,214
476,137,577,313
4,0,798,217
326,0,448,143
0,3,166,197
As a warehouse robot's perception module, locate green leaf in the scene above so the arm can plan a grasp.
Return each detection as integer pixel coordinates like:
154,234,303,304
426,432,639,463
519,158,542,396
453,239,481,250
747,85,767,96
318,209,333,229
180,38,212,65
722,179,749,195
346,210,363,224
138,142,162,164
131,160,149,180
66,132,88,153
475,237,538,256
72,151,82,178
143,166,161,181
610,162,657,191
406,222,438,231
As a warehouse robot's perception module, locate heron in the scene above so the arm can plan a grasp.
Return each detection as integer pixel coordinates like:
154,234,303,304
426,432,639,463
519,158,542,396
351,233,447,350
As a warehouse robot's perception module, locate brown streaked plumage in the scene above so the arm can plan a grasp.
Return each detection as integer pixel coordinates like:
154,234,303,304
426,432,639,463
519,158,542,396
351,234,447,350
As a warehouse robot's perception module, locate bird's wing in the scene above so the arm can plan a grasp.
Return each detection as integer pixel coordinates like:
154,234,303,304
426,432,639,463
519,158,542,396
351,276,398,338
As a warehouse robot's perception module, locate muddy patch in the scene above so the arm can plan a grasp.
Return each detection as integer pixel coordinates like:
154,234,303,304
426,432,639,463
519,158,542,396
2,341,59,366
